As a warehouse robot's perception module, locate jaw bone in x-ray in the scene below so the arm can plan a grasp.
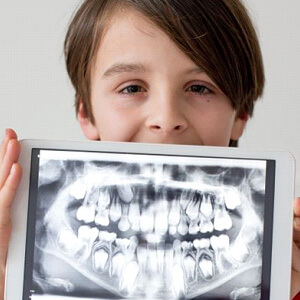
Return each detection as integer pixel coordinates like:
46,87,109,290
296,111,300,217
32,155,266,299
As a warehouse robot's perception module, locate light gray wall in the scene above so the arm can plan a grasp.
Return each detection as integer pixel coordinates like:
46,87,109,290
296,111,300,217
0,1,299,194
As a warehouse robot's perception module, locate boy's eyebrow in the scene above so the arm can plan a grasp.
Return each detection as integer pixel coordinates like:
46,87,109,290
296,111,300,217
102,63,148,78
102,63,205,78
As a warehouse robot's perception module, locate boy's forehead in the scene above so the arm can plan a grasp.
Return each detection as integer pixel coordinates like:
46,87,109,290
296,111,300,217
95,9,198,76
106,7,160,38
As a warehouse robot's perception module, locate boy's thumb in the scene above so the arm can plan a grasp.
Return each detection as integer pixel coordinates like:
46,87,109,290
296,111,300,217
292,242,300,272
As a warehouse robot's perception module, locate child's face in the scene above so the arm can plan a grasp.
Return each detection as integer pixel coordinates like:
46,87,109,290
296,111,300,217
78,9,246,146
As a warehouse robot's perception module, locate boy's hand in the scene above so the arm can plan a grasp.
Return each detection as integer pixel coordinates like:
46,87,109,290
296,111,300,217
0,129,22,300
292,197,300,299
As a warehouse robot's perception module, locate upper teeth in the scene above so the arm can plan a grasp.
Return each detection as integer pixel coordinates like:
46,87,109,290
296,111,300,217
140,207,154,233
213,205,233,231
200,194,213,217
154,200,169,235
109,200,122,222
168,200,181,226
186,197,200,221
76,205,95,223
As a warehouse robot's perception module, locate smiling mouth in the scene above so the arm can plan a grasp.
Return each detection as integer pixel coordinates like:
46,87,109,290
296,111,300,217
35,161,264,299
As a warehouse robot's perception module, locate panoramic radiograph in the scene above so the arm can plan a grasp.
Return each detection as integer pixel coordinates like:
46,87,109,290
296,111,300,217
30,150,266,300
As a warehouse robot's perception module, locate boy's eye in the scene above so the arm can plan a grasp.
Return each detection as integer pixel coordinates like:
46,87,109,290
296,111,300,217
119,84,212,95
187,85,212,95
120,85,145,94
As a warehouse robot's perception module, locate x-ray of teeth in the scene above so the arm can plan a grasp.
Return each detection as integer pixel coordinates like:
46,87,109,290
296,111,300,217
27,150,268,300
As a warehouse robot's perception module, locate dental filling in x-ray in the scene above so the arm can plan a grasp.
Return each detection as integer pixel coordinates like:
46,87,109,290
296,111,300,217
24,149,271,300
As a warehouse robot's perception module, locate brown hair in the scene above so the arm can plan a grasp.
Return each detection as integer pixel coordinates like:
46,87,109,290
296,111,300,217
64,0,265,146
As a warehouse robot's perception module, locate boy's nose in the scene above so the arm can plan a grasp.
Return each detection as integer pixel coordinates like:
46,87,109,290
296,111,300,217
146,102,188,135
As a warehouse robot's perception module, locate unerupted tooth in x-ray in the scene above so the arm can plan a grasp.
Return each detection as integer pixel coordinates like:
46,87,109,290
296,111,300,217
230,239,250,263
178,215,189,235
186,198,200,221
98,189,111,209
224,188,241,210
140,208,154,233
95,209,110,227
214,206,232,231
200,194,213,217
69,180,87,200
93,249,109,271
199,255,214,280
117,184,134,203
189,221,199,235
183,255,196,281
168,200,181,226
57,229,79,254
119,261,139,293
199,217,214,233
76,205,95,223
109,201,122,222
112,252,126,277
172,264,186,297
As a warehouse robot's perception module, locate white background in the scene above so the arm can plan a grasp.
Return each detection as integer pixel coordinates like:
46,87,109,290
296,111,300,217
0,0,299,194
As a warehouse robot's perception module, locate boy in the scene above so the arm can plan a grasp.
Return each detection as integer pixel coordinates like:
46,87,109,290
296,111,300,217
1,0,300,298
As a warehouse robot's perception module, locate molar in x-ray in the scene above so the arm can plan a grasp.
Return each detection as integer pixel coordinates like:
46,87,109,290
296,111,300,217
32,156,266,299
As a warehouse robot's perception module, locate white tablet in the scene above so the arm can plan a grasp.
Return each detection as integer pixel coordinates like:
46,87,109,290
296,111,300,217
5,140,295,300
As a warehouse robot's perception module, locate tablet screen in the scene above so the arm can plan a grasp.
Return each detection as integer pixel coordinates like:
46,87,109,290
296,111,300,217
23,149,275,300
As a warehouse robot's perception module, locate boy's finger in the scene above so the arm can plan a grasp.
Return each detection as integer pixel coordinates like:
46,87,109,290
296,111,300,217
0,139,21,191
294,217,300,232
0,129,18,166
292,242,300,272
0,163,22,227
294,197,300,216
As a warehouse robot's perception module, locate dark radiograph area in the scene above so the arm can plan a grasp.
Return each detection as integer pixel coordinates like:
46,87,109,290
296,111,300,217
29,151,266,300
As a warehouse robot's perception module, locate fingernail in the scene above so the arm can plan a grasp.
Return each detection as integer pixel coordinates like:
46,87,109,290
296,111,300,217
4,129,9,138
2,129,8,143
294,218,300,228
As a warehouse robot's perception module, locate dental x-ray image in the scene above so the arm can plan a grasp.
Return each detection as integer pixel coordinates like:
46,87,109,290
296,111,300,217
25,150,268,300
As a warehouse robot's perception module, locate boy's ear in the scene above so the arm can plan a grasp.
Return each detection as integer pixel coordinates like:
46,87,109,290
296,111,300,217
77,102,100,140
230,111,249,141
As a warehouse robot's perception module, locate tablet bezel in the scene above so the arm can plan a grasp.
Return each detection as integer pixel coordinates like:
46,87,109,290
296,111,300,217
5,139,295,300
